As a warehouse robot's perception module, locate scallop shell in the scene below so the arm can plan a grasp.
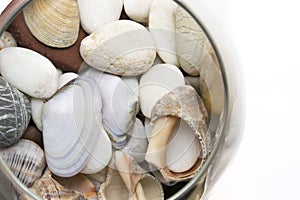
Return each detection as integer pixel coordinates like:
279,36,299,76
79,67,138,147
149,0,179,65
0,77,31,147
30,174,86,200
0,31,17,50
80,20,156,76
42,75,112,177
100,151,164,200
145,85,209,181
23,0,80,48
121,118,148,163
139,64,185,118
0,139,46,187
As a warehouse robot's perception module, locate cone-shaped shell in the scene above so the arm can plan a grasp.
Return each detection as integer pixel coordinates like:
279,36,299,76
0,139,46,187
100,152,164,200
23,0,80,48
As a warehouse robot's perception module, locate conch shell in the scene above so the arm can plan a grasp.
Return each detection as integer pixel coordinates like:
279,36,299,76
23,0,80,48
145,85,209,182
100,151,164,200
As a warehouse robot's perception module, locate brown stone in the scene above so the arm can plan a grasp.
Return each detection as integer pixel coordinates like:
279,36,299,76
21,126,43,148
8,12,87,72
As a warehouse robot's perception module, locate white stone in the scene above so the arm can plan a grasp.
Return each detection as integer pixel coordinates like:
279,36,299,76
166,119,201,173
0,47,59,98
0,31,17,50
80,20,156,76
124,0,153,23
31,98,46,131
77,0,123,34
139,64,184,118
149,0,179,66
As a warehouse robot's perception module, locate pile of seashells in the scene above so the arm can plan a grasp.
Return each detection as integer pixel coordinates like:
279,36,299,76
0,0,225,199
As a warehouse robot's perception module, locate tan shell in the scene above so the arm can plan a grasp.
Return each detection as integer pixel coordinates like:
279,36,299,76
23,0,80,48
0,139,46,187
146,85,209,182
52,173,97,199
100,152,164,200
30,174,86,200
175,6,216,76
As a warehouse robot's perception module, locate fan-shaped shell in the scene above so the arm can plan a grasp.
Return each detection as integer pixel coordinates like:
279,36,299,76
0,139,46,187
0,77,31,147
23,0,80,48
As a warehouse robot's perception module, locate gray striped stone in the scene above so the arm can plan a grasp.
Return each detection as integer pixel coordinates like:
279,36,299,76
0,77,31,147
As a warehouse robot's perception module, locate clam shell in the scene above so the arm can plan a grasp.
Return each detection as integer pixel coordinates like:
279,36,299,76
145,85,209,181
139,64,185,118
122,118,148,163
100,152,164,200
124,0,153,23
80,20,156,76
30,174,86,200
0,139,46,187
77,0,123,34
0,31,17,50
121,76,140,115
149,0,179,65
0,47,59,98
58,72,79,90
42,75,112,177
23,0,80,48
79,67,138,146
0,77,31,147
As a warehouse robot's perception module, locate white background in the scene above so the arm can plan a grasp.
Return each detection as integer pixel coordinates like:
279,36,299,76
1,0,300,199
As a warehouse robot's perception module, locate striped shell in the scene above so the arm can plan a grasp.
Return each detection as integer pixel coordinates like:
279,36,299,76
0,77,31,147
0,139,46,187
23,0,80,48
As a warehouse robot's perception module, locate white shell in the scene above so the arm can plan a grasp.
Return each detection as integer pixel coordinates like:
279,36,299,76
80,67,138,139
80,20,156,76
122,118,148,163
149,0,178,65
77,0,123,34
0,139,46,187
31,98,46,131
42,76,112,177
166,119,201,173
124,0,153,23
0,31,17,50
139,64,184,118
0,47,59,98
58,72,79,90
121,76,140,115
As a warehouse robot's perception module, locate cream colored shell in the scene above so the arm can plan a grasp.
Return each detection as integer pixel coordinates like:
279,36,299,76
23,0,80,48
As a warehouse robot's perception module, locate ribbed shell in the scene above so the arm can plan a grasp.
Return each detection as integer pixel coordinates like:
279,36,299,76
0,139,46,187
0,77,31,147
23,0,80,48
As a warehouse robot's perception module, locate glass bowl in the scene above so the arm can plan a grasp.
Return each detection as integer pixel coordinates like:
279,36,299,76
0,0,245,199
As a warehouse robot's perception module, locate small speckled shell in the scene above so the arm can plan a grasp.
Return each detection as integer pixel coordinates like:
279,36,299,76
151,85,209,157
0,31,17,50
0,77,31,147
0,139,46,187
23,0,80,48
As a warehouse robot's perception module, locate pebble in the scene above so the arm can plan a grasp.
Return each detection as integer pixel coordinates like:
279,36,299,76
0,47,59,98
0,77,31,147
77,0,123,34
124,0,153,23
